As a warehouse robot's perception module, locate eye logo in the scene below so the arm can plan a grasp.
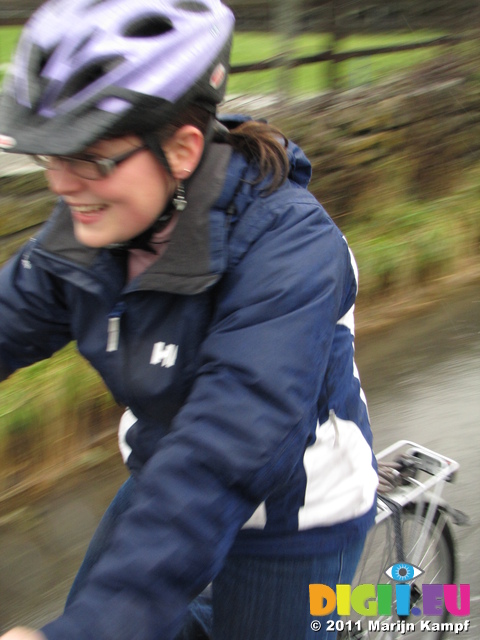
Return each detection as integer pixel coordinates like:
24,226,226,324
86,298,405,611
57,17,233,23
385,562,424,582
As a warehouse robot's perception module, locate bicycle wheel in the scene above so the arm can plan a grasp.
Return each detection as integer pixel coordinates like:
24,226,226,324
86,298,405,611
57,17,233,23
338,503,456,640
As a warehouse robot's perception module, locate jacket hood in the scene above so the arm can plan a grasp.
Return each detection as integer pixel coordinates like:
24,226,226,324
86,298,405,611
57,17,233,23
218,114,312,189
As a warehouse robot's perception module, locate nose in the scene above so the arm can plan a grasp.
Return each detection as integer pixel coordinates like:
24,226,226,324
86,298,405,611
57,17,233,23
46,163,85,195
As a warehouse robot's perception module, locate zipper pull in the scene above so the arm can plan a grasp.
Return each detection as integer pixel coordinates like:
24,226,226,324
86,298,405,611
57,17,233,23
21,237,37,269
107,302,125,352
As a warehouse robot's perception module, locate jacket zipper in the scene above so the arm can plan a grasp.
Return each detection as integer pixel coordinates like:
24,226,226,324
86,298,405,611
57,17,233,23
107,301,126,352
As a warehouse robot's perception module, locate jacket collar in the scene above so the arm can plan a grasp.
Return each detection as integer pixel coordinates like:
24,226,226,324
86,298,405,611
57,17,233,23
37,142,236,295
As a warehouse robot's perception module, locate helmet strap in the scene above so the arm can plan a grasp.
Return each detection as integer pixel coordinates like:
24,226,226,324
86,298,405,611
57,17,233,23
142,131,173,175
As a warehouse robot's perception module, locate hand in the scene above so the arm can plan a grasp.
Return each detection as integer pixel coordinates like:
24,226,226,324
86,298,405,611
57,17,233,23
0,628,47,640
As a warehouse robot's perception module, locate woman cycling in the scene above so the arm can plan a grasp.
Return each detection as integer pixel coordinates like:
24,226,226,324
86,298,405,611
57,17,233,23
0,0,378,638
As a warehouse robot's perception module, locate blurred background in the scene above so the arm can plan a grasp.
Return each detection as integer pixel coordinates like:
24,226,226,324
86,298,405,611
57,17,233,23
0,0,479,635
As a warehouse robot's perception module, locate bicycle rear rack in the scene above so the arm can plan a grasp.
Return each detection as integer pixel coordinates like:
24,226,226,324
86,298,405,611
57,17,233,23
374,440,460,526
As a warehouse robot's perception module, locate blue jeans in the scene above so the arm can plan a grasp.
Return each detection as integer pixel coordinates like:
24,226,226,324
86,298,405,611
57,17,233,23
211,544,365,640
66,478,365,640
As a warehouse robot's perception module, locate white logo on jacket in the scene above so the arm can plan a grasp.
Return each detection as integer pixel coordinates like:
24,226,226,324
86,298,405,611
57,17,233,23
150,342,178,367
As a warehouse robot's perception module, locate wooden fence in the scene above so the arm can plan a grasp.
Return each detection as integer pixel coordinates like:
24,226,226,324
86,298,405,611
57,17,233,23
225,0,474,90
231,35,463,75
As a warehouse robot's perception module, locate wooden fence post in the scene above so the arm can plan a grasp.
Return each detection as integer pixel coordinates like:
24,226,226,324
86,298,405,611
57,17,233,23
328,0,340,89
273,0,301,104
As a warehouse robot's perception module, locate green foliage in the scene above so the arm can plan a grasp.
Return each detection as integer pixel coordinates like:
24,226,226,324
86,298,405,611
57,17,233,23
0,344,117,462
343,166,480,299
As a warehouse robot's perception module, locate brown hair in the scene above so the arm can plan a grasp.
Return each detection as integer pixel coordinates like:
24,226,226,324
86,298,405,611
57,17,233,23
227,120,289,194
158,105,290,195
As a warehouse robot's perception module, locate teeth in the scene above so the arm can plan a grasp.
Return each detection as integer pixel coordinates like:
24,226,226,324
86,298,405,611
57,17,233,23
71,204,106,213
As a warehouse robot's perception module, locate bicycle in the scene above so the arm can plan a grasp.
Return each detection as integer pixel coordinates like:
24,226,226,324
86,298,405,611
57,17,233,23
337,440,469,640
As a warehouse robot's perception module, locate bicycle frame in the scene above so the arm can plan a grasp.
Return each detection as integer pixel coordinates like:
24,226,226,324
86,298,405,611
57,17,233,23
375,440,460,571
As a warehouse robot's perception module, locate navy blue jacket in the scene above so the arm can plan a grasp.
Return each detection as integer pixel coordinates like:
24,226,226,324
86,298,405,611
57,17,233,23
0,131,377,640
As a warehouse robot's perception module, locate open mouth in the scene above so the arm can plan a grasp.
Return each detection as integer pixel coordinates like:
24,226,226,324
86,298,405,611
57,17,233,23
69,203,109,224
69,204,108,214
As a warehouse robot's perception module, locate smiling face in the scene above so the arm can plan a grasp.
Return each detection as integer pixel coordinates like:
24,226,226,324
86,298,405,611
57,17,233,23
44,135,177,248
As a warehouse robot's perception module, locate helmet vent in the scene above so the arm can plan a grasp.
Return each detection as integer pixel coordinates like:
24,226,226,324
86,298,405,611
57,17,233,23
59,57,124,101
175,1,210,12
27,45,54,81
26,45,54,107
37,48,54,76
124,16,173,38
85,0,110,7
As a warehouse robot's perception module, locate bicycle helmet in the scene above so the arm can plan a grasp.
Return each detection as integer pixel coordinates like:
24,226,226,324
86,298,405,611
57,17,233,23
0,0,234,156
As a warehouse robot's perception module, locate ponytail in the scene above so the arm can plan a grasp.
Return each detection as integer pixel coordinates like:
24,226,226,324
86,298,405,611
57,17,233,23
157,105,290,195
227,120,289,195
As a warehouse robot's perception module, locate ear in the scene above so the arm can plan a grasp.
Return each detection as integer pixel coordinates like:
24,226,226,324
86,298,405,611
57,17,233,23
162,125,205,180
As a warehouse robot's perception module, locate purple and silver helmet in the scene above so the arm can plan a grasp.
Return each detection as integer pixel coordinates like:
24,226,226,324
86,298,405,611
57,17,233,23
0,0,234,155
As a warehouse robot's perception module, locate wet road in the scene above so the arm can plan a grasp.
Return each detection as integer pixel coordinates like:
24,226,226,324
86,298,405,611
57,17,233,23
0,280,479,636
356,280,480,636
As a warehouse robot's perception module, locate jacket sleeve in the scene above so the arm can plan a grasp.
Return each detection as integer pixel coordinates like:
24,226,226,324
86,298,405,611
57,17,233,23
0,238,73,380
41,190,355,640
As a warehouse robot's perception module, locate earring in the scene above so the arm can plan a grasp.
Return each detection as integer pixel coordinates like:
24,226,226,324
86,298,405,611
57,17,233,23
173,181,187,211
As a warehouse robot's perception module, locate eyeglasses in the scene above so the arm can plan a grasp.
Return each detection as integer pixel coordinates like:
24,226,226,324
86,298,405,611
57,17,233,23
32,144,148,180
